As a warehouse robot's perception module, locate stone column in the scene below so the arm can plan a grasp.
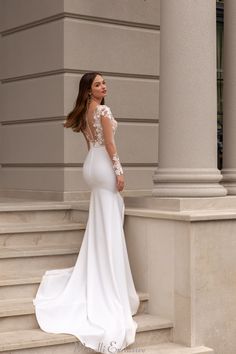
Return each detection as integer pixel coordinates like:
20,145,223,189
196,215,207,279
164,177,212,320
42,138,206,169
153,0,226,197
221,0,236,194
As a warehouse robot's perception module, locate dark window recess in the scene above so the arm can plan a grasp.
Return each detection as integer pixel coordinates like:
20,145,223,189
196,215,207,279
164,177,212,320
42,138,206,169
217,0,224,170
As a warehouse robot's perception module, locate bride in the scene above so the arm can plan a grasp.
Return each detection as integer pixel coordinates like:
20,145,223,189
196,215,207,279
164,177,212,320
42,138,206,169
33,72,140,353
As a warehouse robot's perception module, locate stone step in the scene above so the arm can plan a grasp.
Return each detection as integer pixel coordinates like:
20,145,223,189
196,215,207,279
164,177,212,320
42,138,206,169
0,314,174,352
0,222,86,234
0,341,214,354
134,343,213,354
0,292,150,332
0,244,79,273
137,343,214,354
0,203,73,225
0,222,85,248
0,244,81,259
0,269,59,300
0,272,148,314
69,203,89,223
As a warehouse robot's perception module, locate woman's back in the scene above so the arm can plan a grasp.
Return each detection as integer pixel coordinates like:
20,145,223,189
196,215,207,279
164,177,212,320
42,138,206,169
82,105,117,147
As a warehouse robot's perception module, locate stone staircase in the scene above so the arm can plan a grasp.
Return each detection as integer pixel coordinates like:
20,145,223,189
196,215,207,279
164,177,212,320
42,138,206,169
0,202,213,354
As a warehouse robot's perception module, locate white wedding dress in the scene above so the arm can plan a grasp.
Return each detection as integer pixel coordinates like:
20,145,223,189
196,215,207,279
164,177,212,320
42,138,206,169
33,105,140,353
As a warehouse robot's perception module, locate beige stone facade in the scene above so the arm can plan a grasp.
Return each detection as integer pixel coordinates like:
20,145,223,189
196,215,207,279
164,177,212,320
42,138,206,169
1,1,236,354
0,0,160,201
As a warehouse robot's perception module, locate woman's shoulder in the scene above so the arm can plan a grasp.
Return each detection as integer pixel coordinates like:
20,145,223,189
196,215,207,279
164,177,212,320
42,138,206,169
96,104,113,119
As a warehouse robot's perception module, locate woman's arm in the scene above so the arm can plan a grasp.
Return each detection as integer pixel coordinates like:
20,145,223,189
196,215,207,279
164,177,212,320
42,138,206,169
101,116,124,186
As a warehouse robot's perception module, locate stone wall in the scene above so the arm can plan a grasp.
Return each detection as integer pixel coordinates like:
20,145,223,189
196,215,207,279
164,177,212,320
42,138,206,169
0,0,160,200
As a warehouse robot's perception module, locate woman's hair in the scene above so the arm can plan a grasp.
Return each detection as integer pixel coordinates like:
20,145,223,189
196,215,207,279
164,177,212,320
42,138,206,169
64,71,105,132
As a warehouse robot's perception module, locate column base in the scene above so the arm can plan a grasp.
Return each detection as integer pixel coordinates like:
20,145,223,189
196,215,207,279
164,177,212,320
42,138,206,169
221,169,236,195
152,168,227,197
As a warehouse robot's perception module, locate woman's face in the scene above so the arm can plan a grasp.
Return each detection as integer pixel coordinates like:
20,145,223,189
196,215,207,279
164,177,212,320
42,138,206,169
91,75,107,100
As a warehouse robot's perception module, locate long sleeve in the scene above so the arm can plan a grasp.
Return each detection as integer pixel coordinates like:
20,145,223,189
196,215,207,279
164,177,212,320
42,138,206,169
100,108,123,176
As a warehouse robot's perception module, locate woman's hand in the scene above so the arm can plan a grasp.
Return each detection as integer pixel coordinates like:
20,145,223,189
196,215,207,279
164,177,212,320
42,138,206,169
116,174,125,192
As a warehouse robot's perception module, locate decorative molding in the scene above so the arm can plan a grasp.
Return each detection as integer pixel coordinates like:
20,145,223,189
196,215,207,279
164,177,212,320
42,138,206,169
1,12,160,37
1,69,159,84
0,188,152,202
1,116,64,125
1,116,159,125
1,163,157,168
1,163,84,168
117,118,159,124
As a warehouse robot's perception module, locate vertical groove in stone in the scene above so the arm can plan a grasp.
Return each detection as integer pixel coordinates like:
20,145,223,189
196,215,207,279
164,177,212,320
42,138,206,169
221,0,236,194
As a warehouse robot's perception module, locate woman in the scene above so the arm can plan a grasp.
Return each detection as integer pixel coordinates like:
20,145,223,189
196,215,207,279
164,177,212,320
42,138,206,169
33,72,140,354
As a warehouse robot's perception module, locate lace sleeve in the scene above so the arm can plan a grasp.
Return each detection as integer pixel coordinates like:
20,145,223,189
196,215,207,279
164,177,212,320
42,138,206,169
99,105,123,176
99,105,114,120
111,153,123,176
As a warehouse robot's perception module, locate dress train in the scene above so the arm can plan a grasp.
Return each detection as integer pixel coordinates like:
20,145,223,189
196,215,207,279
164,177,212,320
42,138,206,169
33,145,140,353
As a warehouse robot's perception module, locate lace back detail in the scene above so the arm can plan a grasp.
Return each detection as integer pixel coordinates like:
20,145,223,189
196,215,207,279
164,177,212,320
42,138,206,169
83,105,123,176
84,105,117,147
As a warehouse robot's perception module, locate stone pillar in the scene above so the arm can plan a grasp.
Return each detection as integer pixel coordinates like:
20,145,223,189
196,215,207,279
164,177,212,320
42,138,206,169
153,0,226,197
221,0,236,194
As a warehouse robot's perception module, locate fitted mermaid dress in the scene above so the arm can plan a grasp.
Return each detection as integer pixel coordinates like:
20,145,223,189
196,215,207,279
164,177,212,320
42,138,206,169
33,105,140,353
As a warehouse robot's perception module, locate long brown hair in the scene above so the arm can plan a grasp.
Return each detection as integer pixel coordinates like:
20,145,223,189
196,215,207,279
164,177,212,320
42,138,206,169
64,72,105,132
